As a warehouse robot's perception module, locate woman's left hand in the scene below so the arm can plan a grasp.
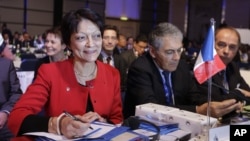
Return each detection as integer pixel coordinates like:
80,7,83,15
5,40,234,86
80,111,106,123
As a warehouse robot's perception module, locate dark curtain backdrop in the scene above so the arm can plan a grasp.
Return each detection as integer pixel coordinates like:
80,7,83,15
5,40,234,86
140,0,169,35
187,0,222,43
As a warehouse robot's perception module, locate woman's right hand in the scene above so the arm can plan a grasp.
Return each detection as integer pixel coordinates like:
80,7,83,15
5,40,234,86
60,115,91,139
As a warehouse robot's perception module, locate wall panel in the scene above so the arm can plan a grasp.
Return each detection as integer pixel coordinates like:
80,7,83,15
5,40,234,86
105,18,139,38
0,0,53,36
225,0,250,28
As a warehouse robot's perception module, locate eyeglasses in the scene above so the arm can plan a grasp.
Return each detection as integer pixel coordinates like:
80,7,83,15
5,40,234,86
164,47,184,57
216,41,238,51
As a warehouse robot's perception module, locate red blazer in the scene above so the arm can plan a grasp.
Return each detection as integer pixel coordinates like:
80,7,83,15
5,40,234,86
8,59,123,137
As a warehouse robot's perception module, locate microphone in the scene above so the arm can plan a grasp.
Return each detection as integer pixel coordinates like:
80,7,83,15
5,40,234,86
211,82,250,103
122,116,140,130
122,116,160,140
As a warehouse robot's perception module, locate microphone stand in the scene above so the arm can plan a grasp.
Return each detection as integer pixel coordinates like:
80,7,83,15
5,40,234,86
206,77,212,139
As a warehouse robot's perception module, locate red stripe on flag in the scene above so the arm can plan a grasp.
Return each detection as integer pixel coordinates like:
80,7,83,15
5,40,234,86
194,55,225,84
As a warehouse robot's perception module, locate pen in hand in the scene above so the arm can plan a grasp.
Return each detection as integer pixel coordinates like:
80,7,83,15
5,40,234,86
63,110,93,130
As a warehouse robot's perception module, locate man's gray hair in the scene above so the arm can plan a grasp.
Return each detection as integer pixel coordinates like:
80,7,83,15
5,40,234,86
148,22,183,50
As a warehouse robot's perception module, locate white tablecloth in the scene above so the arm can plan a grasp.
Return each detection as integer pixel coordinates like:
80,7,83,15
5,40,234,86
16,71,34,93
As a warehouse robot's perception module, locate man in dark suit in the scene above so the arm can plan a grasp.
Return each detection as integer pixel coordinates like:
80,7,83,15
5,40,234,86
196,26,250,123
114,34,127,55
0,34,22,140
123,23,241,120
123,22,201,118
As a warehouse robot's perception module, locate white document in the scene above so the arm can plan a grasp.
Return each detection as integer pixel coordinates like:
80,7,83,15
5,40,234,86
24,122,116,140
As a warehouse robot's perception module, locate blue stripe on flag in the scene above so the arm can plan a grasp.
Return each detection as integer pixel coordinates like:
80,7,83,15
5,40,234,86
201,25,214,62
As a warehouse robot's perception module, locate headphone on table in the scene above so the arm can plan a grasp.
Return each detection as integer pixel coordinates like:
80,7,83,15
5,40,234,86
122,116,160,141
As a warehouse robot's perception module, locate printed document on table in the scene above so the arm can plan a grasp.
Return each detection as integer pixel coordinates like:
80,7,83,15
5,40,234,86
24,122,116,140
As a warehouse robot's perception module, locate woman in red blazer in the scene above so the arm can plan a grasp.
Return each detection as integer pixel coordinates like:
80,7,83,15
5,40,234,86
8,8,123,140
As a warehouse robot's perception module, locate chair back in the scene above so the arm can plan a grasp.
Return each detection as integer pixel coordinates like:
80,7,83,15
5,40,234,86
20,53,36,61
19,59,38,71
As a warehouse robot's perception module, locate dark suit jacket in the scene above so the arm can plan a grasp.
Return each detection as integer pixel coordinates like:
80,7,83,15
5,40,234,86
123,53,200,118
119,49,137,91
97,53,121,69
0,57,22,113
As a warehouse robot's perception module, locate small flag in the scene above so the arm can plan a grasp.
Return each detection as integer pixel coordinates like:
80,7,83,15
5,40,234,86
193,19,225,84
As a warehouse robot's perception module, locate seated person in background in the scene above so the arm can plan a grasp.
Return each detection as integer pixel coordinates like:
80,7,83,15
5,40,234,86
34,26,68,80
8,8,123,140
196,26,250,122
33,34,45,49
126,36,134,50
114,34,127,54
21,31,33,48
123,22,242,120
0,35,22,140
119,34,148,95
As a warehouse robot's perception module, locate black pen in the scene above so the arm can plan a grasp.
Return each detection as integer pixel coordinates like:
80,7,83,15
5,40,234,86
63,110,93,130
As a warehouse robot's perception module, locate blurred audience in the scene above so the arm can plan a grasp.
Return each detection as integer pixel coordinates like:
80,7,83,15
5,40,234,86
114,34,127,54
126,36,134,50
33,34,45,49
1,23,13,42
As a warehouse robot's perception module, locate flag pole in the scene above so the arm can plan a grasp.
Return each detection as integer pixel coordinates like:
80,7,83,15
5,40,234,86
193,17,225,140
206,18,215,140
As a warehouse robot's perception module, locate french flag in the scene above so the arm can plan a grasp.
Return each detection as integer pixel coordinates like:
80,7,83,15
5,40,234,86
193,20,225,84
